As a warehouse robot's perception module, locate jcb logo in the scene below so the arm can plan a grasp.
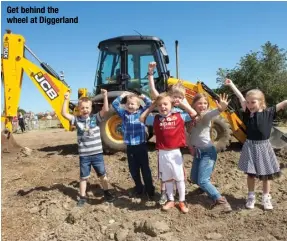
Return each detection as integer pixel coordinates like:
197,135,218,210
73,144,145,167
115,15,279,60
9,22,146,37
33,72,59,100
3,42,9,59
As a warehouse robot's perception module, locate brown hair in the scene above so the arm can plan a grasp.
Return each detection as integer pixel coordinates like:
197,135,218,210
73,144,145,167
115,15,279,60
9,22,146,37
78,96,92,106
168,80,186,97
191,93,210,110
245,89,267,109
155,92,173,105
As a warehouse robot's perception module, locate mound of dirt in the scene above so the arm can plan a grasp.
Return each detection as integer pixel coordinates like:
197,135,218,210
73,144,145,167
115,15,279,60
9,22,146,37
1,131,22,153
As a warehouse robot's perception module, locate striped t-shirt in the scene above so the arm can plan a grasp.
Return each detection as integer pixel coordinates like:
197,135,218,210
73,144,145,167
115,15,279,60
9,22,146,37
71,112,104,156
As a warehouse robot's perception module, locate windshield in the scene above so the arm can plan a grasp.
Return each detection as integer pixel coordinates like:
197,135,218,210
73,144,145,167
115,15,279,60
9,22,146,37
95,41,162,96
95,45,121,86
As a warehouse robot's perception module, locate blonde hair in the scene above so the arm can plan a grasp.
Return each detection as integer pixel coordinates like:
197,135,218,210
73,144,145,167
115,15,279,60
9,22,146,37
78,97,92,106
191,93,210,111
168,80,186,97
245,89,267,109
126,94,141,106
155,92,173,105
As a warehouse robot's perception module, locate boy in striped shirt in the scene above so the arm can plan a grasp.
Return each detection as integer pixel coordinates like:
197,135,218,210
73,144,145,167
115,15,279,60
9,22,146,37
112,92,155,199
62,90,115,206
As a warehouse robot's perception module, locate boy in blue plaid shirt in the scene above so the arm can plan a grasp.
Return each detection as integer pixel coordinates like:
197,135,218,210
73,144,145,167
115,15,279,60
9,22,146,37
112,92,155,199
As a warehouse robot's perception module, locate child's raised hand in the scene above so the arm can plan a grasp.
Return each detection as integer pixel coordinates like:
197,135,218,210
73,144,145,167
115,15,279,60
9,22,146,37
148,62,157,74
216,93,230,112
225,79,233,86
101,89,108,97
64,92,70,100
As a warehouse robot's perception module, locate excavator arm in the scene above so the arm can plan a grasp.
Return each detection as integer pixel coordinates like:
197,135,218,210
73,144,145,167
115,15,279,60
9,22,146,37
2,30,71,132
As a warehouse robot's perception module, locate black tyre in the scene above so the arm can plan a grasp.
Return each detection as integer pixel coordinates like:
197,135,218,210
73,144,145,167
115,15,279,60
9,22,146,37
210,116,233,152
100,108,126,154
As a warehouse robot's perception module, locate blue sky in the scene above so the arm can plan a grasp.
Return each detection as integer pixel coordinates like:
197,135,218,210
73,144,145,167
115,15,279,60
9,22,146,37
1,1,287,114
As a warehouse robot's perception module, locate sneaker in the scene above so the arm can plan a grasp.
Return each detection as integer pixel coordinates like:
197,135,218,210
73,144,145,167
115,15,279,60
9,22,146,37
178,201,189,214
262,194,273,210
246,196,256,209
162,201,175,211
159,192,168,205
104,190,115,202
211,196,232,213
77,197,87,207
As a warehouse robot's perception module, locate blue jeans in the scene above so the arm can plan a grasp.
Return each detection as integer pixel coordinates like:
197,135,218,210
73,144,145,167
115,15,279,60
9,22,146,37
190,145,221,201
79,153,106,179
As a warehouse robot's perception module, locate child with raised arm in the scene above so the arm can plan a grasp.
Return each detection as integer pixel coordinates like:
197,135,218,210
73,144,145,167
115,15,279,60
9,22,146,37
226,79,286,210
147,61,197,205
112,92,155,199
62,90,115,206
187,93,232,213
140,93,196,213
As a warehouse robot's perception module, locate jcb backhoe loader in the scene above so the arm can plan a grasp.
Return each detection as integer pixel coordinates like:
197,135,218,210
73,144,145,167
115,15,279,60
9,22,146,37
1,30,286,153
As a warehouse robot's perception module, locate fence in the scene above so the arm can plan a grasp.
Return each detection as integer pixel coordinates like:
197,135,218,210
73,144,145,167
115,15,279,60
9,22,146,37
12,119,62,133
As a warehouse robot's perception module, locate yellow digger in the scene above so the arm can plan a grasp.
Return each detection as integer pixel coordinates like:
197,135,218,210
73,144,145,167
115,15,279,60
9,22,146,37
1,30,286,153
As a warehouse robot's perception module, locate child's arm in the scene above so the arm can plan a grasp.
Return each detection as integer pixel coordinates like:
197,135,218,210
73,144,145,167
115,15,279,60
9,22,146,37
276,100,287,112
225,78,247,111
99,89,109,118
61,92,74,121
178,98,198,117
111,92,128,119
201,93,230,122
139,101,156,123
138,94,152,113
148,62,159,99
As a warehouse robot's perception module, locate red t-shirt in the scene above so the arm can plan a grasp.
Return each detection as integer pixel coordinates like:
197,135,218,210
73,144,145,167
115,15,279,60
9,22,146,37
153,112,186,150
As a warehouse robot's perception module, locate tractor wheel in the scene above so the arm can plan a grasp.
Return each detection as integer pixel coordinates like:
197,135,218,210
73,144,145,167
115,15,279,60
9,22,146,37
100,109,126,154
210,116,233,152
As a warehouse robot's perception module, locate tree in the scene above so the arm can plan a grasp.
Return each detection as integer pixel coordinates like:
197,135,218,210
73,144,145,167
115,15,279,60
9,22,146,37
216,41,287,119
17,107,26,114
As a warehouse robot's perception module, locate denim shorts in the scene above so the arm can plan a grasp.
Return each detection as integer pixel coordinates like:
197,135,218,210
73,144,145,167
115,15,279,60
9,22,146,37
79,153,106,179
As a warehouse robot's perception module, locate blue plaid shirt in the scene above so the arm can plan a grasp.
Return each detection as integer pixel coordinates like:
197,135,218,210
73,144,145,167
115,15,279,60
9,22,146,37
112,96,152,145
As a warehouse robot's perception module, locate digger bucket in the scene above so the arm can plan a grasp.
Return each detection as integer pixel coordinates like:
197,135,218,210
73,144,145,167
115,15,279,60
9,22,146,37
270,127,287,149
1,130,22,153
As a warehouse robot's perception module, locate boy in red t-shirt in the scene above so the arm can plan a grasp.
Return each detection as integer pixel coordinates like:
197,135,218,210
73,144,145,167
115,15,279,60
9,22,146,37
140,92,196,213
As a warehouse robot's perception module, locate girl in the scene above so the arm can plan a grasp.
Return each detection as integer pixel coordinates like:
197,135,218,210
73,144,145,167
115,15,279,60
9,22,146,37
187,92,232,213
225,78,287,210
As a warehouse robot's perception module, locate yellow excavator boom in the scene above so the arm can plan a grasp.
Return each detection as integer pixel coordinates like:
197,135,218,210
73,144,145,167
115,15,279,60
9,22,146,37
2,30,71,132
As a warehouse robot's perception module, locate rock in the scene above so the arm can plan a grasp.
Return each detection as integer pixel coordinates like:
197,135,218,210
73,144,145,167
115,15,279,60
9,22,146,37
134,220,170,237
100,225,107,235
115,229,129,241
109,233,115,240
205,232,223,240
21,147,32,156
159,232,176,241
29,206,39,214
109,219,115,224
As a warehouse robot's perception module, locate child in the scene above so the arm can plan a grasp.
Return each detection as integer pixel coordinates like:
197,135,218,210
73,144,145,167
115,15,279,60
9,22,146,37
226,78,286,210
140,93,196,213
147,62,197,205
112,92,155,199
62,90,115,206
187,93,232,213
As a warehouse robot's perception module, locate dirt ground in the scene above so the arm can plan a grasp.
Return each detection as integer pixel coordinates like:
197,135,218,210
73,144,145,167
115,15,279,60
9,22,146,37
1,129,287,241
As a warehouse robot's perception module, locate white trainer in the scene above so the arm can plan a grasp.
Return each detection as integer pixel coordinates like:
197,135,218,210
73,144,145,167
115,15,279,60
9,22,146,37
262,194,273,210
246,196,256,209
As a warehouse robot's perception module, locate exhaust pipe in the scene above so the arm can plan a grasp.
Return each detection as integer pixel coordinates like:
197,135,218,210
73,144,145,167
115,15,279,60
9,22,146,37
175,40,179,79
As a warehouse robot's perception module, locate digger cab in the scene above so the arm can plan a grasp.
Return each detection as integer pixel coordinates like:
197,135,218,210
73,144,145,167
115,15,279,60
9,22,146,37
94,35,170,96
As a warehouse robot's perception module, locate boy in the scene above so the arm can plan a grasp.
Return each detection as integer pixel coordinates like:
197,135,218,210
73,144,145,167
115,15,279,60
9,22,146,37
140,93,196,213
112,92,155,199
147,62,197,205
62,90,115,206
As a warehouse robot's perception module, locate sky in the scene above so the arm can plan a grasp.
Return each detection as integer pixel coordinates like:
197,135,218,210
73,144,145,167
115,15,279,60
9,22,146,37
1,1,287,114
